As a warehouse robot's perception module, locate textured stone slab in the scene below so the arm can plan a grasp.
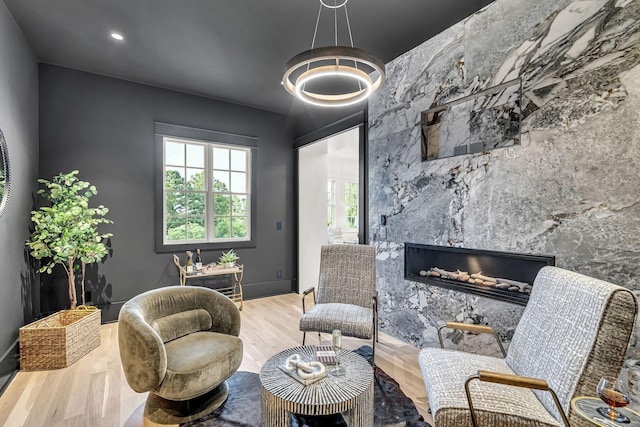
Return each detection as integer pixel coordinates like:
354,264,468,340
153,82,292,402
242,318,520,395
368,0,640,408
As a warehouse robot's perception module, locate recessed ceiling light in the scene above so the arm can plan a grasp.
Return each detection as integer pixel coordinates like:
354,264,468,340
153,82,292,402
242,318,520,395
110,33,124,41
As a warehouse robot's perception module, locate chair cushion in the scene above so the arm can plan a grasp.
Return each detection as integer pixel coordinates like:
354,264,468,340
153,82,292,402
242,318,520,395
156,331,243,400
419,348,563,427
299,303,373,339
151,308,212,343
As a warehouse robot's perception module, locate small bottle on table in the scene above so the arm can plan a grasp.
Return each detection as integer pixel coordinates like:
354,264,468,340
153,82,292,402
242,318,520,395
185,250,194,273
195,249,203,271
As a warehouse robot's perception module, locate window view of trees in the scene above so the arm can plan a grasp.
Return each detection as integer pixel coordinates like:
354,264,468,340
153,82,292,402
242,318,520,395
165,169,206,240
345,182,358,229
164,138,249,243
213,178,247,238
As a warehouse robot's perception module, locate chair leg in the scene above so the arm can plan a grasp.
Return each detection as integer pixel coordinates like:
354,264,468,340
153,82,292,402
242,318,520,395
302,332,306,345
372,309,378,367
375,315,379,343
372,334,376,369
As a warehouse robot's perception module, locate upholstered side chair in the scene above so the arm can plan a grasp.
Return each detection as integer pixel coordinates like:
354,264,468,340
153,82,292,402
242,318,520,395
300,244,378,362
419,266,638,427
118,286,243,424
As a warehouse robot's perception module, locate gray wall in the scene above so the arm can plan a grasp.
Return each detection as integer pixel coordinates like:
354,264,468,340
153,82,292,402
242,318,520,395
368,0,640,405
38,64,295,320
0,1,39,388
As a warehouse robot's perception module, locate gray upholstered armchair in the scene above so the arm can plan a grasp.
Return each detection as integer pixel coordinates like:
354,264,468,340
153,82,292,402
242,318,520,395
300,244,378,362
118,286,243,424
419,266,638,427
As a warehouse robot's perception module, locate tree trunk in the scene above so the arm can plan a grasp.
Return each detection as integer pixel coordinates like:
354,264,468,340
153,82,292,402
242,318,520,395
81,261,86,306
68,258,77,309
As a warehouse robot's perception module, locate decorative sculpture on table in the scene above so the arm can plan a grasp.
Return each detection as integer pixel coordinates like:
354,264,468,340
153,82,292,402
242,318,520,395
284,353,327,381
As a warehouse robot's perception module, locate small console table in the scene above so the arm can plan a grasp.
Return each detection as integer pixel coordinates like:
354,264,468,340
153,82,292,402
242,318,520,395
173,255,244,310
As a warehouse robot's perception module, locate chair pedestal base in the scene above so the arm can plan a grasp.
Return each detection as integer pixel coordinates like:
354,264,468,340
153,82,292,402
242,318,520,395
144,381,229,425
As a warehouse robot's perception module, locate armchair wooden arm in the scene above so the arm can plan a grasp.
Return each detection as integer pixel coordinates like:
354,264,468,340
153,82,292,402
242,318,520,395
464,370,570,427
302,286,316,314
438,321,506,357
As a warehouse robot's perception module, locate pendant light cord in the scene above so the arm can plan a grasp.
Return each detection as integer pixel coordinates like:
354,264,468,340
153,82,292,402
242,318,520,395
311,2,323,49
306,2,324,90
311,1,355,49
334,0,338,46
343,5,361,89
344,6,354,48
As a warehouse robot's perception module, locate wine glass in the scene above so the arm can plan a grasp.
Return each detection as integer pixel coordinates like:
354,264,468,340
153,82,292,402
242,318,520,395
596,377,631,423
330,329,346,376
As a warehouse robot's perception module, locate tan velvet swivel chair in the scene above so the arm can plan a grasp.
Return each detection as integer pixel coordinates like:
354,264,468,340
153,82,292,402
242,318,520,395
118,286,242,424
300,244,378,362
419,266,638,427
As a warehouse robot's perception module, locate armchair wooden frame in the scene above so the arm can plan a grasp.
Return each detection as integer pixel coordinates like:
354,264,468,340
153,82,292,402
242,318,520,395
464,370,570,427
301,286,379,364
437,322,506,357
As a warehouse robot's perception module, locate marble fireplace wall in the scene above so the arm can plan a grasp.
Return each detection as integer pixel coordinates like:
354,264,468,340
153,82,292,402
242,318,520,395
368,0,640,402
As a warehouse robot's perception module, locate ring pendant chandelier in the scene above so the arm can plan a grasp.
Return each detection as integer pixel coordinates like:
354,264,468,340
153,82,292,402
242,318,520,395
282,0,385,108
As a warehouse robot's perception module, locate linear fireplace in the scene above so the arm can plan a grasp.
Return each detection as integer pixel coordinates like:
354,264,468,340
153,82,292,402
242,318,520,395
404,243,555,305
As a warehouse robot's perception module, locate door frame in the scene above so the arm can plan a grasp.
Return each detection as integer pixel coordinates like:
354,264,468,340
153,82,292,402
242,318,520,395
293,111,368,293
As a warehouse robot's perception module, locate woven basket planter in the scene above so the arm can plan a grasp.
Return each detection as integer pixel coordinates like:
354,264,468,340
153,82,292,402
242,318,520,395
19,309,101,371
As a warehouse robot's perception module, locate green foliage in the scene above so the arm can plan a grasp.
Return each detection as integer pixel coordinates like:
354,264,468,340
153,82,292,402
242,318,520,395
345,182,359,229
219,249,239,264
166,221,206,240
214,217,230,238
165,172,248,241
27,170,112,306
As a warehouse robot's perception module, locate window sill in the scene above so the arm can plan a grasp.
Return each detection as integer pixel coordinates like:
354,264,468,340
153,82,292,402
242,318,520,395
155,239,256,253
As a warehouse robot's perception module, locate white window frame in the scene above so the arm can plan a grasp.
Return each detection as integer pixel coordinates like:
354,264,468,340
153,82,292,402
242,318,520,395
162,136,252,246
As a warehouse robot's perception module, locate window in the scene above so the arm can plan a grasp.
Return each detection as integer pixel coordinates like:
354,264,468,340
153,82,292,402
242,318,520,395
327,180,335,228
155,123,257,252
344,182,358,229
163,137,250,245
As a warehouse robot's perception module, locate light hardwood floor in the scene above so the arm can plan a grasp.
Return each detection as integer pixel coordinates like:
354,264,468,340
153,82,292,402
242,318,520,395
0,293,431,427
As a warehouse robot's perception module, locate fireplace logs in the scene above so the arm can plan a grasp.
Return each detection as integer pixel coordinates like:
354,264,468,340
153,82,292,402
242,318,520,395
419,267,532,294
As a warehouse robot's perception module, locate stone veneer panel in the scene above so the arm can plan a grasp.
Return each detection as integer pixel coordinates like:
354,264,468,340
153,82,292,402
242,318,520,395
368,0,640,406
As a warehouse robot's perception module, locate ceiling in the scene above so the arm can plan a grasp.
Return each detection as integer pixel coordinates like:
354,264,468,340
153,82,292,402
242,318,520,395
4,0,493,116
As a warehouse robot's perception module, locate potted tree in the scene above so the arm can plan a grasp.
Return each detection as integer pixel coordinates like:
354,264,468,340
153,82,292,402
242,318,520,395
21,170,112,370
27,170,112,308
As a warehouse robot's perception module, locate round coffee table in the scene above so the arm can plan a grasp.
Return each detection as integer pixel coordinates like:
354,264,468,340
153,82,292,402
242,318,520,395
260,346,374,427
